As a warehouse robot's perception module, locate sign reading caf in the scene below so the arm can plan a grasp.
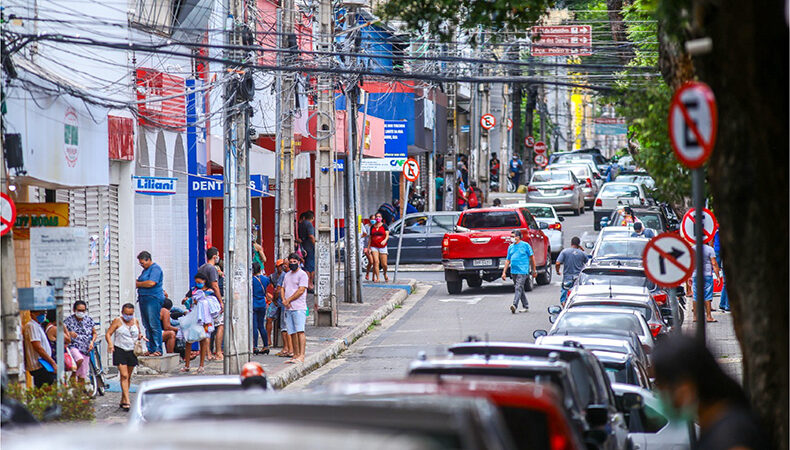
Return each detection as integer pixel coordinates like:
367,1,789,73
64,107,80,167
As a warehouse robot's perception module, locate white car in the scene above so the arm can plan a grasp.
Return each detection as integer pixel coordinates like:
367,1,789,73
514,202,565,256
547,306,656,353
592,182,649,230
611,383,696,450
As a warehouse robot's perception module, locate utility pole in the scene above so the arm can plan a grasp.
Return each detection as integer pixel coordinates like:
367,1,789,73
444,80,457,211
343,8,360,304
277,0,296,262
314,0,337,326
0,127,21,383
222,0,252,374
428,84,438,212
498,83,509,194
479,83,490,201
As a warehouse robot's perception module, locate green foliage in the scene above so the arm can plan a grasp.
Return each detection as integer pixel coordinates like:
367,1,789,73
375,0,554,42
5,379,95,422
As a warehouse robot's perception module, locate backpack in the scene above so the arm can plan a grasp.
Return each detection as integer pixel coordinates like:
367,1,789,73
468,189,479,208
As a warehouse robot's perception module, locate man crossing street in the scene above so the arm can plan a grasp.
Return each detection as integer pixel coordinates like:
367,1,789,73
556,237,589,305
502,230,537,313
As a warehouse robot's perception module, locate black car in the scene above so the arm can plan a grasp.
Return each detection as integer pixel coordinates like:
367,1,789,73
387,212,461,264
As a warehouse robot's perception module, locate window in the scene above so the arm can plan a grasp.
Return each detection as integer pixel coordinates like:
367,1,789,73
531,171,571,183
459,211,521,229
556,312,643,336
430,214,458,233
519,209,539,230
595,240,648,260
402,216,428,234
523,206,555,219
600,185,640,198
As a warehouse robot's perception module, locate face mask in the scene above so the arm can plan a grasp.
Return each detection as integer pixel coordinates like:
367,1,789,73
75,312,86,319
289,263,299,271
122,313,134,322
36,314,46,323
196,282,205,289
657,390,697,423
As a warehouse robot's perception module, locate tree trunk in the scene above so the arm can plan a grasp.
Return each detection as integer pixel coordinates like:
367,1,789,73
688,1,789,448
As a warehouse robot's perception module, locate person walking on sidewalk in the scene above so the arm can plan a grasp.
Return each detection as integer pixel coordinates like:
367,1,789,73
502,230,537,313
198,247,225,360
135,251,164,356
369,213,390,283
106,303,145,411
251,262,271,355
556,237,590,305
282,253,309,364
692,243,721,323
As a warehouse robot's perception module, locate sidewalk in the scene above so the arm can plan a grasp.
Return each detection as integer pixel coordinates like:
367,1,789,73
94,280,417,422
681,300,743,382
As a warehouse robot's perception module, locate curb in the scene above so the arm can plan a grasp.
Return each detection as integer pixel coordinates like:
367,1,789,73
268,279,417,389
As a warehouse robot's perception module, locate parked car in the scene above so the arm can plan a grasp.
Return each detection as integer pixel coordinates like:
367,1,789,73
550,151,610,173
386,212,461,264
128,375,272,425
611,383,696,450
580,225,637,252
592,350,652,389
547,163,601,206
513,203,565,256
590,237,649,265
536,306,656,354
526,170,586,215
561,285,669,337
441,207,552,294
321,378,584,450
142,391,514,450
614,172,655,190
592,182,649,230
535,334,649,370
604,206,677,233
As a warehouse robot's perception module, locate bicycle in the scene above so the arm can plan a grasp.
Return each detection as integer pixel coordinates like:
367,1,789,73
85,326,108,398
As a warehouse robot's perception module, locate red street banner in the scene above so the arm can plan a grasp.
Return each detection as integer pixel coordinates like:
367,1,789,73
531,26,592,56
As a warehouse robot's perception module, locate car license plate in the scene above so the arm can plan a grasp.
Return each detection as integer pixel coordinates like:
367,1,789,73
543,189,557,195
473,259,493,266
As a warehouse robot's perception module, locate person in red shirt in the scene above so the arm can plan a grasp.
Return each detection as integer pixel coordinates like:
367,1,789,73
368,213,390,283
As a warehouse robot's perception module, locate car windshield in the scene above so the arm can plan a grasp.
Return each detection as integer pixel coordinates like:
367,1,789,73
612,212,662,230
570,303,652,321
525,206,554,219
578,272,652,288
600,185,639,198
595,240,647,260
554,311,643,336
531,171,571,183
459,210,521,228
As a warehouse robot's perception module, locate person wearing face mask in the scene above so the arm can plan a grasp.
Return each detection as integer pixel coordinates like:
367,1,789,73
368,213,390,283
180,273,217,372
197,247,225,360
501,230,537,313
508,154,524,189
22,310,57,387
281,253,309,364
64,301,96,381
106,304,145,411
652,334,766,450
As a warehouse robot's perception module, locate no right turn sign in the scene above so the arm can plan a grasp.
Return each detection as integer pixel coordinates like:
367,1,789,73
643,233,695,288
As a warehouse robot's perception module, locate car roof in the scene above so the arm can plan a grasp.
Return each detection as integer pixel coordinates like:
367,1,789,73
138,375,242,393
409,354,571,373
537,335,635,350
581,264,645,273
512,202,557,210
571,285,650,296
570,298,653,309
448,342,593,361
563,306,645,316
460,207,522,214
591,350,632,364
601,182,642,188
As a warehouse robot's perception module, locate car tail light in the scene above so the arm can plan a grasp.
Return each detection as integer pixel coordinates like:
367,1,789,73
595,198,602,207
586,178,593,188
549,222,562,230
649,322,663,338
640,197,646,205
652,292,668,305
442,237,449,252
528,186,538,192
562,184,575,191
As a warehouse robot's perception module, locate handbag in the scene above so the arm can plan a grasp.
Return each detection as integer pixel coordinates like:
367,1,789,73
63,348,75,371
133,339,145,356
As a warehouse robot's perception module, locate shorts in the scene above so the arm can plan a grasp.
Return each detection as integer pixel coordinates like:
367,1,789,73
370,246,388,255
303,250,315,272
70,348,88,378
112,348,138,367
284,309,307,334
692,276,714,302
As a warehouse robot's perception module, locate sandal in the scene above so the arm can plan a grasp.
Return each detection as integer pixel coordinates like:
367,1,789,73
196,366,206,374
180,367,191,373
120,403,130,411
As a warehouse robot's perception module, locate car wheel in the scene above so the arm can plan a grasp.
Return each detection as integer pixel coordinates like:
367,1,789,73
572,206,580,216
446,280,463,295
536,253,552,285
467,276,483,288
579,203,586,214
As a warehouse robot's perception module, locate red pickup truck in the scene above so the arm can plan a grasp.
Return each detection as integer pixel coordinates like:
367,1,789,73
441,207,553,294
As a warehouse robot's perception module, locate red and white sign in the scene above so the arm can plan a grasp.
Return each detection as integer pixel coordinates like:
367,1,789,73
534,153,548,167
1,193,17,237
136,68,186,130
531,25,592,57
525,135,535,147
642,233,695,288
593,117,625,125
534,141,547,154
402,157,420,182
480,114,496,130
680,208,718,244
507,118,513,131
669,81,717,168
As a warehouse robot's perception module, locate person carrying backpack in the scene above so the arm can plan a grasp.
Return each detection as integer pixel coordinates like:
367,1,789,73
467,181,480,208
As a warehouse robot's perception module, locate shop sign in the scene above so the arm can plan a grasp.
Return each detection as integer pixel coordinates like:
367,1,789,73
13,203,69,240
188,174,269,198
360,157,407,172
133,176,177,196
384,121,408,158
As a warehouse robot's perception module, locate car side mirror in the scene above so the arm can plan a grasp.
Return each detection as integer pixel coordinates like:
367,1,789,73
600,217,609,228
547,305,562,315
586,405,609,428
621,392,644,411
539,222,549,230
549,315,557,324
533,329,548,339
558,216,565,222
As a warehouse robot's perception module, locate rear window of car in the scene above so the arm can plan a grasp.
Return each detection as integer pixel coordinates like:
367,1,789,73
600,185,639,198
499,407,552,450
460,210,521,228
570,303,652,321
555,166,589,179
524,206,554,219
555,312,643,336
595,240,648,260
612,212,663,230
531,171,571,183
605,366,632,385
578,272,652,288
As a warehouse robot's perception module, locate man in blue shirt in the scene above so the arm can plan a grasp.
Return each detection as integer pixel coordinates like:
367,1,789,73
556,237,590,304
508,155,523,188
136,251,164,355
502,230,537,313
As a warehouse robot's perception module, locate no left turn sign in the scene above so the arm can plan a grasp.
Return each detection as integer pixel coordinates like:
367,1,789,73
480,114,496,130
0,193,17,237
669,81,717,168
643,233,695,288
680,207,718,244
402,157,420,182
507,118,513,131
525,135,535,147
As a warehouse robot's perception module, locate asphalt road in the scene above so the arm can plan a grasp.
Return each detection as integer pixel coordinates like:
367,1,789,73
286,210,593,391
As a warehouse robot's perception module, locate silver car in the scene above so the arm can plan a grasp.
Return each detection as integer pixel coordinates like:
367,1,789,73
611,383,696,450
547,163,601,206
526,170,586,215
592,182,648,230
590,237,649,265
547,306,656,354
514,202,565,256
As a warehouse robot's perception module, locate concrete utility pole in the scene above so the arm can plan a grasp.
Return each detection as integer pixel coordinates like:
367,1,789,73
498,83,509,193
428,85,437,212
277,0,296,261
314,0,337,326
479,83,490,201
342,14,360,304
0,129,21,382
444,80,457,211
222,0,252,374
